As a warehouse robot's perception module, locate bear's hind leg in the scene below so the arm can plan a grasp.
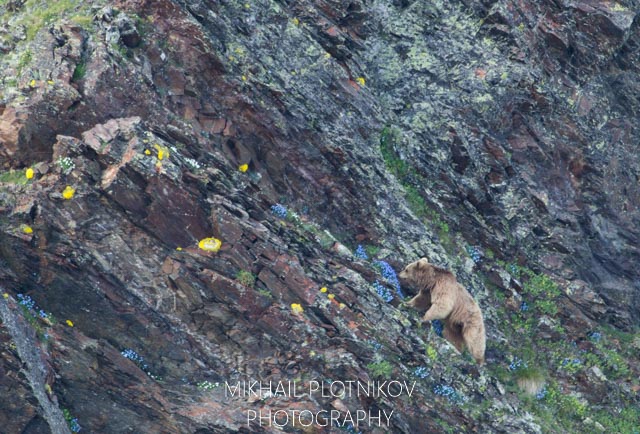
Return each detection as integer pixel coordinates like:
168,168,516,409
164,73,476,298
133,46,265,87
442,322,465,353
462,323,486,365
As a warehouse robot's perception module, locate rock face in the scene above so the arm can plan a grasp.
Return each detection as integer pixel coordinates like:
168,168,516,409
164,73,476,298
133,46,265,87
0,0,639,433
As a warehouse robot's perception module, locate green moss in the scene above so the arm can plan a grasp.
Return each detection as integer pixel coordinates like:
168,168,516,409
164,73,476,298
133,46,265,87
380,126,410,179
0,169,29,185
595,345,631,379
235,270,256,288
257,288,272,299
425,344,437,361
71,61,86,81
379,127,453,247
507,265,562,316
17,49,32,75
18,0,86,41
364,245,381,258
593,406,640,433
70,14,93,28
367,360,394,378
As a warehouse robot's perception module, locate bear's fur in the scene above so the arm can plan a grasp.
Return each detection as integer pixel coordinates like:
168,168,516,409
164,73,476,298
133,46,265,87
399,258,486,365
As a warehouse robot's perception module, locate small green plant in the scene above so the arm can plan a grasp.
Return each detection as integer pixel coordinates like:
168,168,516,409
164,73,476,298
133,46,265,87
367,360,394,378
257,288,272,299
17,49,32,74
197,380,220,390
508,266,562,316
380,126,409,179
57,157,75,175
235,270,256,288
72,61,86,81
364,244,381,258
593,406,640,433
62,408,81,433
70,14,93,27
0,169,29,184
15,0,89,41
597,345,630,378
425,344,438,361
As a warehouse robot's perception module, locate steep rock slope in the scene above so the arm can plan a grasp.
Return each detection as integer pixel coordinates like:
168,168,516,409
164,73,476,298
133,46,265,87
1,0,639,433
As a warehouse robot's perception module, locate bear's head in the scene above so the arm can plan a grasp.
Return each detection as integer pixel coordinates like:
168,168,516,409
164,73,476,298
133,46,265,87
399,258,435,310
399,258,435,289
399,258,454,292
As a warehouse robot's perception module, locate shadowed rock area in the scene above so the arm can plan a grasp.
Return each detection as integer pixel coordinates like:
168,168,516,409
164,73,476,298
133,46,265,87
1,0,639,432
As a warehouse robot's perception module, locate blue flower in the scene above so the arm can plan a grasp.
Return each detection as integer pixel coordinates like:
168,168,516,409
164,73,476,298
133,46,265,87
433,384,455,396
17,293,36,310
373,281,393,302
432,319,444,337
509,356,527,371
373,260,404,299
561,358,582,367
536,386,547,400
588,331,602,342
367,339,382,351
121,348,148,369
520,301,529,312
354,245,368,260
344,423,362,434
433,384,466,404
270,203,288,218
466,245,482,263
39,309,48,319
69,418,81,433
413,366,429,379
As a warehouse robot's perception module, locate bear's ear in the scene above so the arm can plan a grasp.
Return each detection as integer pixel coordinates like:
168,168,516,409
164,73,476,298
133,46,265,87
417,258,430,269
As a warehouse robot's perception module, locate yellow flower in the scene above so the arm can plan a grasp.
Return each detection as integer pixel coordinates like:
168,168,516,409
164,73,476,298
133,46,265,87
62,186,75,200
176,247,183,251
198,237,222,252
47,80,54,85
153,143,169,161
144,149,151,155
324,53,331,59
292,17,300,26
327,294,335,300
66,320,74,327
22,225,33,234
339,303,346,309
2,293,8,299
320,287,327,293
25,168,34,179
238,163,249,172
291,303,304,314
356,77,366,86
30,79,36,87
241,75,247,82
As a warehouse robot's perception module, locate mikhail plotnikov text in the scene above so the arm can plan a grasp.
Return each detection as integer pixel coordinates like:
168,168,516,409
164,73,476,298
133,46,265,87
225,380,416,428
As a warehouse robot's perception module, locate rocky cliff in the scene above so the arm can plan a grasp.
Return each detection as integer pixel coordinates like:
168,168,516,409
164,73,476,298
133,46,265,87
1,0,639,433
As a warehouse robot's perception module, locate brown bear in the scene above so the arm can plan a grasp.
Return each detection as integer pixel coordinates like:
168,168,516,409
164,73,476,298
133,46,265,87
399,258,486,365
